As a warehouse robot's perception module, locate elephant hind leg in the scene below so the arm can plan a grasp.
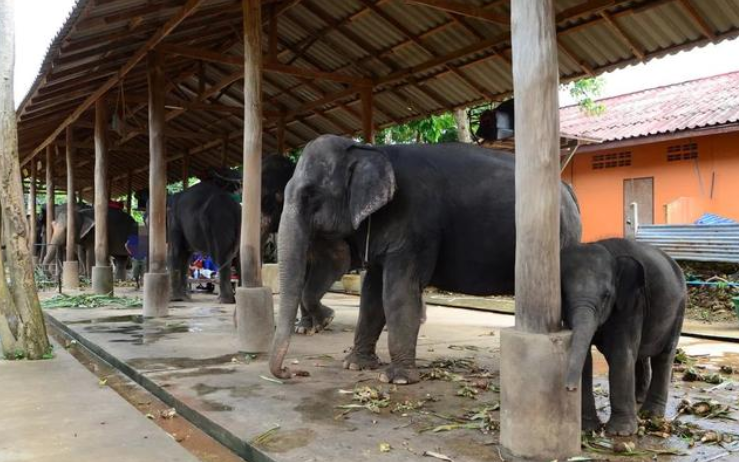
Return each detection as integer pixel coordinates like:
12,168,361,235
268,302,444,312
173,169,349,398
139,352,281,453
581,349,601,432
639,349,675,418
635,357,652,405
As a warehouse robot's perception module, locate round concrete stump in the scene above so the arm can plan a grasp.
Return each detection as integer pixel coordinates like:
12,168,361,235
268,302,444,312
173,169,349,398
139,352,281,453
143,272,169,318
92,266,114,295
62,261,79,291
262,263,280,294
235,286,274,353
500,328,581,461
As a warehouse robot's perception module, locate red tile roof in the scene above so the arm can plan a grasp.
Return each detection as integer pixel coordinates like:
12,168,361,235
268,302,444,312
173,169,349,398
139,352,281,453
560,71,739,143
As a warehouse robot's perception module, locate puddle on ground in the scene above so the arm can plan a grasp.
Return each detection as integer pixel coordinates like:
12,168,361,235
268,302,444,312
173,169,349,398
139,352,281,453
200,398,234,412
82,319,204,346
128,354,237,371
152,367,236,381
256,428,316,454
192,382,263,398
294,387,353,426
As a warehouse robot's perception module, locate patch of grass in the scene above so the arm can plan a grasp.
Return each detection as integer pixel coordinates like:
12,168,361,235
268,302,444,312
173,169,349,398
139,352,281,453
41,293,142,309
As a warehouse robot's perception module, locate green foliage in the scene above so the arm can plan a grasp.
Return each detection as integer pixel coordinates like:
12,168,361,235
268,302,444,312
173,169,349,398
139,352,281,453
377,113,460,145
566,77,606,116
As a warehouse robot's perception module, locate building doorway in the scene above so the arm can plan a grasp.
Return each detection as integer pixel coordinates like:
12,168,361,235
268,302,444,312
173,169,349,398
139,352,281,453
624,177,654,237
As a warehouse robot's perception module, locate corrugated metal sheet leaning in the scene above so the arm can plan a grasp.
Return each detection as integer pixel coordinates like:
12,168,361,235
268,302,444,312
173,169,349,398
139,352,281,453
636,224,739,263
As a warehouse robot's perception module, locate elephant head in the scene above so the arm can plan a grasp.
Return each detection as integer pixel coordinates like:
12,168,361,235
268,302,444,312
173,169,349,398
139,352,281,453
562,244,645,391
269,135,396,378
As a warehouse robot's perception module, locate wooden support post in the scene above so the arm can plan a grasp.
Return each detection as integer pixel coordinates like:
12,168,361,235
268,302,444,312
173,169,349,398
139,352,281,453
63,126,79,290
361,87,374,143
221,137,228,167
143,50,169,317
93,97,114,293
182,155,190,189
500,1,580,459
276,116,285,155
125,170,133,213
45,146,54,246
268,4,279,58
235,0,274,353
29,159,37,256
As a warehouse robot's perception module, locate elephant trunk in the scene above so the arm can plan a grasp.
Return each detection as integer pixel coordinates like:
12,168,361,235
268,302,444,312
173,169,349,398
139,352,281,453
565,307,599,391
269,207,309,379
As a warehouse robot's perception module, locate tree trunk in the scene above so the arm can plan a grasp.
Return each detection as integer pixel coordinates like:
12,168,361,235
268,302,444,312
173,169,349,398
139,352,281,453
454,108,472,143
0,0,50,360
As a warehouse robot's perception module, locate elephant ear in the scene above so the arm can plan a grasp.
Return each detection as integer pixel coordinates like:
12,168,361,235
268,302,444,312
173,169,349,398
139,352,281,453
80,215,95,240
347,145,396,230
614,256,646,313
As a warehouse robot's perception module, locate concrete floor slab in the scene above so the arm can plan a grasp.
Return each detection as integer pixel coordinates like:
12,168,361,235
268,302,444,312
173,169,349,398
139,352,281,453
0,339,201,462
42,290,739,462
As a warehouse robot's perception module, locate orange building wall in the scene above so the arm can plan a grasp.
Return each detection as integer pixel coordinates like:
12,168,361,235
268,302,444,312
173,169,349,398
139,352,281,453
564,131,739,242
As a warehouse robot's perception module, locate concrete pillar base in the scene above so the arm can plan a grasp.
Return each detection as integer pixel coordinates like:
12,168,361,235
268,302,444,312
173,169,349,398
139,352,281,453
235,286,274,353
143,272,169,318
500,328,581,461
341,271,365,294
92,266,114,295
62,261,79,291
262,263,280,294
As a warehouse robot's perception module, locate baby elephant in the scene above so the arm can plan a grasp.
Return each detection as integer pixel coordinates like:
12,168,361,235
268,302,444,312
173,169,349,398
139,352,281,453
561,238,686,436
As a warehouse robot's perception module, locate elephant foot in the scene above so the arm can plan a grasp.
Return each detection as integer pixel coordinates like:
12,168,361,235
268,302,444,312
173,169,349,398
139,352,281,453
343,351,381,371
218,294,236,304
379,365,419,385
639,401,666,419
605,417,638,436
171,292,191,302
295,306,335,335
582,415,602,433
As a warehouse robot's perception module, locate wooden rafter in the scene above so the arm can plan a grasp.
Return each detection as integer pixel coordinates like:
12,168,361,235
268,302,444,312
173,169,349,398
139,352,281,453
24,0,206,165
404,0,509,26
677,0,716,40
600,11,645,60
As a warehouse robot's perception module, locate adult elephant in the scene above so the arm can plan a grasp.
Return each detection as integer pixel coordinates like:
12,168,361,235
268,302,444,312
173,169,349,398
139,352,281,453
42,203,138,280
168,156,305,304
269,135,582,383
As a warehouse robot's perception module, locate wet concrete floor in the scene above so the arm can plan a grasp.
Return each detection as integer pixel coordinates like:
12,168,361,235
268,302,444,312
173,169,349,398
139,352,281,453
43,289,739,462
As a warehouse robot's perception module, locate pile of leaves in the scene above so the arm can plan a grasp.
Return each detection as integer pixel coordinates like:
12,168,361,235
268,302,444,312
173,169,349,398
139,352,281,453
34,267,57,290
41,293,143,309
422,403,500,434
335,386,390,416
680,262,739,323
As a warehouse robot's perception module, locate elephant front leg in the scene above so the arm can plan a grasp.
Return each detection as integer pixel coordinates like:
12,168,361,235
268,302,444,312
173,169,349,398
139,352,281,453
296,241,349,335
582,349,602,432
605,351,638,436
344,267,384,371
218,265,235,304
378,262,423,385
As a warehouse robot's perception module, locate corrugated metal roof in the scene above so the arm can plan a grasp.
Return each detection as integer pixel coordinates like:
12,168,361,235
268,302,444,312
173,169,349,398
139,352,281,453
561,70,739,142
15,0,739,198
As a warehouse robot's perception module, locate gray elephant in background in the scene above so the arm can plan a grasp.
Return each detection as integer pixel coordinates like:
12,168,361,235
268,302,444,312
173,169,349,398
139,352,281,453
42,203,138,280
270,135,582,383
562,238,686,436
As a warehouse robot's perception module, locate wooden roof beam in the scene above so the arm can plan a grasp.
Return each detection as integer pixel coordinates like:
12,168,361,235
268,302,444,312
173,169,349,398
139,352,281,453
25,0,206,165
600,11,645,60
557,40,595,76
404,0,509,26
157,43,373,86
678,0,716,40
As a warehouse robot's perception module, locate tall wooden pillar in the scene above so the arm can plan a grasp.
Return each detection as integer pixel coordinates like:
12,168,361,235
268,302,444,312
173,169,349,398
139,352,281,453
182,155,190,189
45,146,55,247
500,1,580,459
29,159,37,256
92,98,115,293
235,0,274,353
276,116,285,155
62,126,79,290
143,50,169,317
361,87,374,143
125,170,133,213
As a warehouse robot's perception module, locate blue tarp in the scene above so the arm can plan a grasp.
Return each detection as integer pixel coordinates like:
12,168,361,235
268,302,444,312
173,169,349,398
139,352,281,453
694,213,737,225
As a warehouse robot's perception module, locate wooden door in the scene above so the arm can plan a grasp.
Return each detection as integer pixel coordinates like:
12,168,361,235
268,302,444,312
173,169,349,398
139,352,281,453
623,177,653,237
